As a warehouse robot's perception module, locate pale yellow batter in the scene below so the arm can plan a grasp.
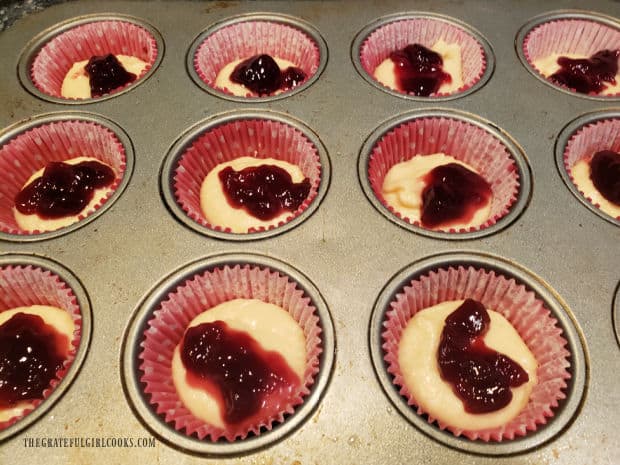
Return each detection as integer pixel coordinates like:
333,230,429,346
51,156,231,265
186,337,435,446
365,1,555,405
200,156,307,233
382,153,492,230
13,156,115,233
373,40,464,94
171,299,306,428
215,56,300,96
572,157,620,218
61,55,148,99
0,305,75,422
398,300,538,431
532,53,620,95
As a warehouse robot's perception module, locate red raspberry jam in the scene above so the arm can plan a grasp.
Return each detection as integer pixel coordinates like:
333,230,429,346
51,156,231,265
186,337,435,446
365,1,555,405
219,164,311,221
15,160,115,219
85,54,137,97
549,49,619,94
421,163,492,228
230,54,307,95
0,312,70,408
180,320,300,425
389,43,452,96
438,299,529,414
590,150,620,205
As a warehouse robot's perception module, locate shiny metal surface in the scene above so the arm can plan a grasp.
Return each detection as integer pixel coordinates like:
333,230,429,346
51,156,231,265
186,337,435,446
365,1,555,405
0,1,618,464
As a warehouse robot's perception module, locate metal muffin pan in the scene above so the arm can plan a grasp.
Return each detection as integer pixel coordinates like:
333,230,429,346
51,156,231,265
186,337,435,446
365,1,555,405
515,10,620,101
0,1,618,464
0,253,92,442
17,13,165,104
368,252,587,456
121,253,335,456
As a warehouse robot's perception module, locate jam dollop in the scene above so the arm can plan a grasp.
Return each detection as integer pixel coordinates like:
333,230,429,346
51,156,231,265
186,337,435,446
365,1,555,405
421,163,492,228
85,54,137,97
230,54,307,95
180,320,300,425
549,49,620,94
389,43,452,96
438,299,529,414
15,160,115,219
590,150,620,205
219,164,311,220
0,312,69,408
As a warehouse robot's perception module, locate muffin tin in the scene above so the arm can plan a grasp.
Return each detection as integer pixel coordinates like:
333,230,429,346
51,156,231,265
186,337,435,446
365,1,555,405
0,1,618,464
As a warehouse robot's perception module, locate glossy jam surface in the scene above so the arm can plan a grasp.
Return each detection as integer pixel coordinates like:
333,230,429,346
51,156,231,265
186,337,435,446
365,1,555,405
219,164,311,220
15,160,115,219
0,313,69,408
180,320,300,425
230,54,307,95
590,150,620,205
549,49,620,94
437,299,529,414
421,163,492,228
85,54,137,97
389,43,452,96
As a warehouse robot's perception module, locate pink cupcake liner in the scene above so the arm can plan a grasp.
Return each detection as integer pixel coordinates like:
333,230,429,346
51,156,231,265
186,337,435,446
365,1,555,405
194,20,320,97
360,17,487,96
563,117,620,218
31,19,159,100
368,116,520,233
174,118,321,233
0,264,83,430
382,265,571,442
523,18,620,96
0,119,127,235
138,263,323,442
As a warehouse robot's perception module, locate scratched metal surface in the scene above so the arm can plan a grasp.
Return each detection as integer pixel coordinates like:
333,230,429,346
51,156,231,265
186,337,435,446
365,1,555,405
0,1,619,464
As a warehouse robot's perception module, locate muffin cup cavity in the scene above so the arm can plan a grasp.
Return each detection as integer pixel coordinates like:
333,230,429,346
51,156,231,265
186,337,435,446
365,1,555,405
517,11,620,99
188,14,327,101
369,253,587,455
359,109,530,239
162,111,330,241
555,110,620,226
0,254,91,440
353,13,494,100
122,254,335,455
19,14,163,103
0,113,133,241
